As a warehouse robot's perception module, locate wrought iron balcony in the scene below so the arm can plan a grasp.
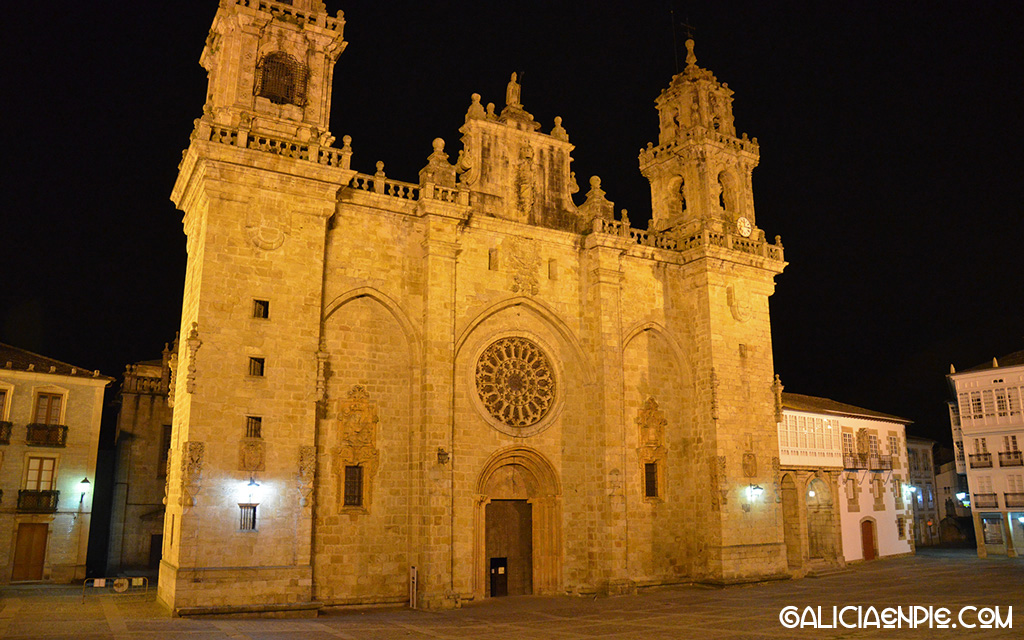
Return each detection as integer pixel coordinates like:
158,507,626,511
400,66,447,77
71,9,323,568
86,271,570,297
998,451,1023,467
25,423,68,447
0,420,11,444
869,454,892,471
1005,492,1024,508
969,453,993,469
973,492,998,508
843,454,867,470
17,490,59,512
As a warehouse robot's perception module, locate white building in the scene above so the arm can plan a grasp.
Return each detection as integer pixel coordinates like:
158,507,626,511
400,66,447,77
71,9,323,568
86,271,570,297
947,350,1024,557
0,343,112,583
779,392,914,569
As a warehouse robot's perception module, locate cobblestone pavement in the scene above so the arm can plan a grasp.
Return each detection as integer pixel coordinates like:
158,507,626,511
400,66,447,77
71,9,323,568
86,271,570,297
1,549,1021,639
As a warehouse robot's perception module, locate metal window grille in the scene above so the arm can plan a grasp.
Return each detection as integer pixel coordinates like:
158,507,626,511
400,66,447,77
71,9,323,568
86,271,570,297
256,52,307,106
239,504,257,530
644,463,658,498
246,416,262,439
248,357,265,377
344,465,363,506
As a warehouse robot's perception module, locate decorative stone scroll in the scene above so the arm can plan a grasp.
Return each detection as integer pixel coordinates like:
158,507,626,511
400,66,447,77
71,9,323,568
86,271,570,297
185,322,200,394
180,441,205,506
476,338,554,429
298,445,316,507
331,385,380,510
504,237,541,295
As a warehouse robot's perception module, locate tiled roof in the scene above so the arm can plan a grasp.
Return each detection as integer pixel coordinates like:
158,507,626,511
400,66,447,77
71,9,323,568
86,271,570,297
781,392,911,424
962,349,1024,372
0,342,113,381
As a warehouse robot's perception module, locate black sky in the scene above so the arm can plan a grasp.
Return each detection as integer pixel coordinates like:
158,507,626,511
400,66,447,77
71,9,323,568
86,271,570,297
3,1,1022,446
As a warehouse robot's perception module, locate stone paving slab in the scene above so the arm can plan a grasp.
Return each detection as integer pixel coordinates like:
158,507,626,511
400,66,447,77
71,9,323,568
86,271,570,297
1,550,1022,639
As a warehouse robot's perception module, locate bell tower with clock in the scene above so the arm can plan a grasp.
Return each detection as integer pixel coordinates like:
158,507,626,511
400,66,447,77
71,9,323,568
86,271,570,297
640,39,761,241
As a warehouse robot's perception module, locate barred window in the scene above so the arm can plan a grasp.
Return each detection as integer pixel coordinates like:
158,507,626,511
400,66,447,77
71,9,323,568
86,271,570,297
246,416,262,439
344,465,363,507
248,357,265,377
239,504,257,531
644,462,659,498
256,52,307,106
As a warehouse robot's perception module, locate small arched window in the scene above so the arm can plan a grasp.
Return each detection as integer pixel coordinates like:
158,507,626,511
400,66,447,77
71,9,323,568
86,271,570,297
717,172,728,210
255,52,308,107
678,178,687,211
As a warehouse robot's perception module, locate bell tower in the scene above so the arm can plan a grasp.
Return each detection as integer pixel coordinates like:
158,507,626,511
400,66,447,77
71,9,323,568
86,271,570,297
640,39,761,239
200,0,347,142
160,0,353,615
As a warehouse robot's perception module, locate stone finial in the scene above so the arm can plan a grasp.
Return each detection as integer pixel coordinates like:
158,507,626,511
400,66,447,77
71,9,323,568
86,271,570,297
685,38,697,68
49,366,56,373
485,102,496,119
27,364,34,372
993,357,999,368
620,209,631,229
506,72,522,108
466,93,485,121
419,138,457,188
577,175,615,223
551,116,568,141
949,364,956,374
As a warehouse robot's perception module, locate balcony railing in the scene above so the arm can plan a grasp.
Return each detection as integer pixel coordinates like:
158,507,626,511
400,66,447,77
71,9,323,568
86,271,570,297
843,454,867,470
869,454,893,471
969,453,993,469
1005,493,1024,508
0,420,11,444
998,451,1023,467
17,490,59,513
25,423,68,447
973,493,998,508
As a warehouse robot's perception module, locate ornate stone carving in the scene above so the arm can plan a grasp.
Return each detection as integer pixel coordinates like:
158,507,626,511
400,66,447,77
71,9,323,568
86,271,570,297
577,176,614,224
298,445,316,507
727,284,752,322
742,453,757,478
185,322,201,394
636,397,668,500
315,339,329,406
515,144,536,219
180,441,204,506
772,374,784,423
504,237,541,295
239,438,266,472
476,338,555,428
245,210,291,250
331,385,380,509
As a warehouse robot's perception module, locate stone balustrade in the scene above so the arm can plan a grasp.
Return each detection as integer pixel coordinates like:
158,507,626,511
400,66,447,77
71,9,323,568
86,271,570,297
589,217,784,262
198,122,352,170
232,0,344,32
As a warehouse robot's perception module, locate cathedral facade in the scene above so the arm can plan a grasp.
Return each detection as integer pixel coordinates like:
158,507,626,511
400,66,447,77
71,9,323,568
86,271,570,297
159,0,788,614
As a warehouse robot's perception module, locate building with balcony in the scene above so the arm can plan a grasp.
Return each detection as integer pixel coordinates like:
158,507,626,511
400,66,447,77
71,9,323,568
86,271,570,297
906,437,938,546
0,343,112,583
777,392,913,575
107,344,175,575
947,350,1024,557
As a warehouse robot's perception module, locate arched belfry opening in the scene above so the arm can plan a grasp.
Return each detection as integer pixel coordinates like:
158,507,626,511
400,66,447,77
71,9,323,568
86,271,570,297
474,447,561,598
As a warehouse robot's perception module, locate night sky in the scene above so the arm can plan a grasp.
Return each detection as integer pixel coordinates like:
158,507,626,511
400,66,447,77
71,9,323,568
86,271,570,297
3,2,1022,447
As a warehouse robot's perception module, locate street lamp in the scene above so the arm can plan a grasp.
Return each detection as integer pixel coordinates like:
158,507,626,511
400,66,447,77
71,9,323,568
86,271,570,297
78,477,90,505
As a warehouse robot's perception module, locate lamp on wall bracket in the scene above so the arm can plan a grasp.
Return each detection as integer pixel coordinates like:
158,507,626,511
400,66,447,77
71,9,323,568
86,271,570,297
78,477,90,505
743,484,764,512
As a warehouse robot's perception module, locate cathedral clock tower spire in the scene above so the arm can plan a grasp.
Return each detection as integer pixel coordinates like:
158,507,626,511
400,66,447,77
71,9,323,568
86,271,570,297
640,39,760,239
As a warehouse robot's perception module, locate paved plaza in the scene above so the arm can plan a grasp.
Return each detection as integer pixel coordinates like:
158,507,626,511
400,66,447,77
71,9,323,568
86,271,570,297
1,550,1021,639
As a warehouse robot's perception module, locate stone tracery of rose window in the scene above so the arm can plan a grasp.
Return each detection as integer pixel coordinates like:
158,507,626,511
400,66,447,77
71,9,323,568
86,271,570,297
476,338,555,428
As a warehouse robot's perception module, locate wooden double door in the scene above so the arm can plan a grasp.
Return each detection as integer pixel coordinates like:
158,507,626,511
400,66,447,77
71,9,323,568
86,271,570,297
12,523,48,581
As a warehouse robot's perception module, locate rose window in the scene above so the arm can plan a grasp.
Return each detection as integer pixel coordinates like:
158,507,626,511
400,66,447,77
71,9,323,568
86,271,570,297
476,338,555,428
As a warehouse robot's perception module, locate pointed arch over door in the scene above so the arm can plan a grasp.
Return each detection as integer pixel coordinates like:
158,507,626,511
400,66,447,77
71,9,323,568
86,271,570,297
474,446,562,598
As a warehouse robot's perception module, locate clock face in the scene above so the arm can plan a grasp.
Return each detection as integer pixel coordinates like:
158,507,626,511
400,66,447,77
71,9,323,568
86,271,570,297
736,216,752,238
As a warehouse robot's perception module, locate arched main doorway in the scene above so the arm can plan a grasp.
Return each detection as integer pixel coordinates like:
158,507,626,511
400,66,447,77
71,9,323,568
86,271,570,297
475,447,561,598
806,478,834,559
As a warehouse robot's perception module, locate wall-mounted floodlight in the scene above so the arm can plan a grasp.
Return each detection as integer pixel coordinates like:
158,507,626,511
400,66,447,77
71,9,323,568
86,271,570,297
79,477,91,504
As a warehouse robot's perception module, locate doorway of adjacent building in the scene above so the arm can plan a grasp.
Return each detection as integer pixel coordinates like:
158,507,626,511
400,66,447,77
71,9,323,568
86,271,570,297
861,519,877,561
148,534,163,570
485,499,532,596
12,523,48,581
806,478,833,559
